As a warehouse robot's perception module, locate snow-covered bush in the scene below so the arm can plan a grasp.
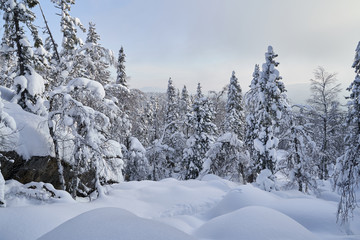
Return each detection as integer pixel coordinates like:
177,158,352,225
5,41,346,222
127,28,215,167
4,180,73,204
124,137,150,181
256,169,276,192
202,132,249,182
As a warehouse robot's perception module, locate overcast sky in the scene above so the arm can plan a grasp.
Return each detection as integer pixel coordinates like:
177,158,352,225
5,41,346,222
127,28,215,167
35,0,360,98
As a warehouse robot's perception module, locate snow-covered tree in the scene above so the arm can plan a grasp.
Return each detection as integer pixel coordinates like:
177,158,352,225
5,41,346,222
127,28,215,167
245,64,260,165
124,137,150,181
225,71,245,140
0,32,17,88
202,71,248,182
49,78,123,197
160,78,185,176
164,77,179,138
208,86,227,135
54,0,85,56
335,41,360,224
52,0,86,85
282,106,318,193
0,92,17,207
251,46,288,179
203,132,248,182
70,22,113,85
179,85,192,138
146,138,173,181
307,66,343,180
116,46,127,87
182,83,217,179
0,0,47,114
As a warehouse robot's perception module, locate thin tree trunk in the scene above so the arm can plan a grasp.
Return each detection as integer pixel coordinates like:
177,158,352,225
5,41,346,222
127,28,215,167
38,2,60,63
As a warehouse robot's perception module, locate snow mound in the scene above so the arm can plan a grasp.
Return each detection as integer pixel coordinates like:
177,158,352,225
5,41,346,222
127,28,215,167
206,184,278,218
38,207,196,240
3,101,53,159
195,206,320,240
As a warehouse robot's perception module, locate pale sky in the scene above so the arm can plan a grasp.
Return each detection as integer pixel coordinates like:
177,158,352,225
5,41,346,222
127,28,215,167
35,0,360,99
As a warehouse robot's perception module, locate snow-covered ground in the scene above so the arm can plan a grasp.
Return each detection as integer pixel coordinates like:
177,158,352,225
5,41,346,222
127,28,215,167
0,175,359,240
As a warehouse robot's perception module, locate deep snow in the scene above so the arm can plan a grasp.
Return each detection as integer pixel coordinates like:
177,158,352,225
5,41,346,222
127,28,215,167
0,175,359,240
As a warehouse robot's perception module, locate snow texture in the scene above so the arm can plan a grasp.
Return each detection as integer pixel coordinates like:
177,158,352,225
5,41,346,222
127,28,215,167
0,177,359,240
66,78,106,99
3,101,53,159
38,208,196,240
14,67,45,96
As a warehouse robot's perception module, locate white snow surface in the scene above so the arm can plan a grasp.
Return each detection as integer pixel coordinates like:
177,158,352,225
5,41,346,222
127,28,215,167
2,101,53,159
1,175,359,240
66,78,106,99
14,68,45,97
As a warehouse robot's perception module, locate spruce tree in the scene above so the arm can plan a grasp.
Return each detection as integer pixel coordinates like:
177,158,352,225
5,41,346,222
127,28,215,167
282,107,318,193
179,85,192,138
73,22,112,85
164,77,179,138
54,0,85,57
335,41,360,224
0,0,46,115
162,78,184,177
204,71,248,182
124,137,150,181
86,22,100,44
225,71,245,140
116,46,127,87
182,83,217,179
52,0,85,85
245,64,260,176
251,46,288,179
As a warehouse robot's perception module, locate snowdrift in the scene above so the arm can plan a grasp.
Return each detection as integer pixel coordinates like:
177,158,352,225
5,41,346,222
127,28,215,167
0,176,359,240
195,206,320,240
38,207,196,240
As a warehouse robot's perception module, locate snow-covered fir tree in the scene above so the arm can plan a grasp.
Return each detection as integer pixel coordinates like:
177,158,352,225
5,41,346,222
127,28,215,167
71,22,113,85
179,85,192,138
161,78,185,176
124,137,150,181
307,66,343,180
335,41,360,224
53,0,85,85
281,106,318,193
250,46,288,184
146,138,172,181
48,78,124,197
244,64,260,172
208,86,227,135
55,0,85,56
225,71,245,140
203,71,248,182
0,0,47,115
0,29,17,88
182,83,217,179
164,77,179,138
116,46,127,87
